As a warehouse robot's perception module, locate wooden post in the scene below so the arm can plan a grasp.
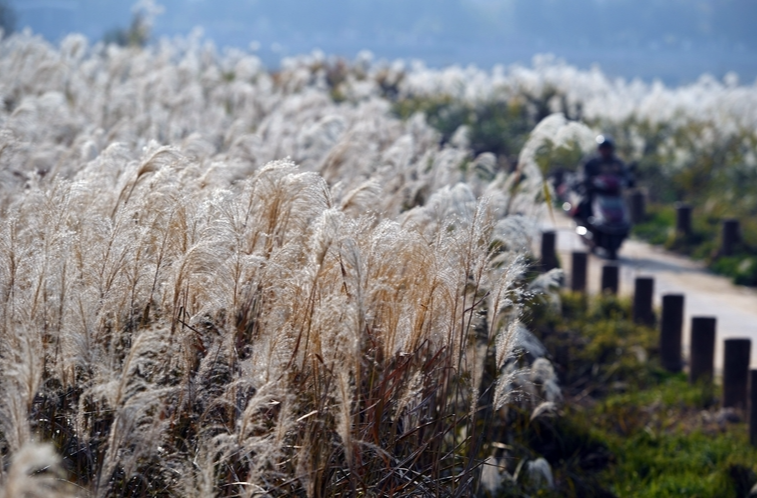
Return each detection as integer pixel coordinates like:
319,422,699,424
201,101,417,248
630,190,646,224
601,265,619,295
749,370,757,446
571,251,588,292
676,203,692,236
540,231,558,272
632,277,655,327
723,338,751,409
721,219,741,257
660,294,684,372
689,317,716,384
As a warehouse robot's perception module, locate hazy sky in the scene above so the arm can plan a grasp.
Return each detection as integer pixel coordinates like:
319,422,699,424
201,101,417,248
8,0,757,84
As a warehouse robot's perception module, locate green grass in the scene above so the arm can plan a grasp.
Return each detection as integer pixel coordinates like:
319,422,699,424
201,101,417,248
711,255,757,287
606,423,757,497
631,205,676,246
592,375,757,497
523,292,757,498
631,203,757,286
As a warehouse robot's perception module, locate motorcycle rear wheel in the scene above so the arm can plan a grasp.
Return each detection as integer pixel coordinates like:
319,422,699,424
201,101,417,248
605,233,625,260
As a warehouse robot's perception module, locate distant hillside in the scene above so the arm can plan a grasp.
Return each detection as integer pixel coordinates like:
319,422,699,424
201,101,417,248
8,0,757,83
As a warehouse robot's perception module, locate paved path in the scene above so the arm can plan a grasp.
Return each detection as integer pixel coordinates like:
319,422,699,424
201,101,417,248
541,214,757,372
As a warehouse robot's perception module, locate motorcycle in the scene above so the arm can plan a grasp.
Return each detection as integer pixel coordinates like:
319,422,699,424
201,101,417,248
560,173,631,260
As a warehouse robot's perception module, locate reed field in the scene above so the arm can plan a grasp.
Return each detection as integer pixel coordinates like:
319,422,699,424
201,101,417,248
1,27,757,497
0,31,570,497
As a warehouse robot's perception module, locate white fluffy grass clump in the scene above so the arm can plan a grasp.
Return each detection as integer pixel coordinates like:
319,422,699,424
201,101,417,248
0,32,557,496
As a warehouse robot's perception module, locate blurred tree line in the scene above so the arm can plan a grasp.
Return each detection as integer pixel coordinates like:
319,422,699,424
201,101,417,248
102,12,150,48
0,0,15,35
102,1,163,48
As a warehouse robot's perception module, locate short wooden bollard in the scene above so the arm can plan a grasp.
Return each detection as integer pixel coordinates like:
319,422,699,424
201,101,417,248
689,317,716,384
723,338,751,409
660,294,684,372
540,231,558,272
676,203,692,236
571,252,588,292
632,277,655,327
749,370,757,446
630,190,646,224
601,265,619,295
721,219,741,257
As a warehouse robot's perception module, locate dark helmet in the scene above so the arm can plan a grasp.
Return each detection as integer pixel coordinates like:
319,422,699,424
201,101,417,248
596,134,615,149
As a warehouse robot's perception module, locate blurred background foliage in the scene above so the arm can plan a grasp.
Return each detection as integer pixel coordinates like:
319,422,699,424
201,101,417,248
102,12,151,48
393,96,534,166
381,67,757,286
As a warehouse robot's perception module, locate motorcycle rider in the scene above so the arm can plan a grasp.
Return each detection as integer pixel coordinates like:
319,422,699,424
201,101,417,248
576,134,633,221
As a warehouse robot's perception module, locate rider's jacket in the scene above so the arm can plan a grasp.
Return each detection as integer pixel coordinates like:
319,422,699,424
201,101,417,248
582,154,632,191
